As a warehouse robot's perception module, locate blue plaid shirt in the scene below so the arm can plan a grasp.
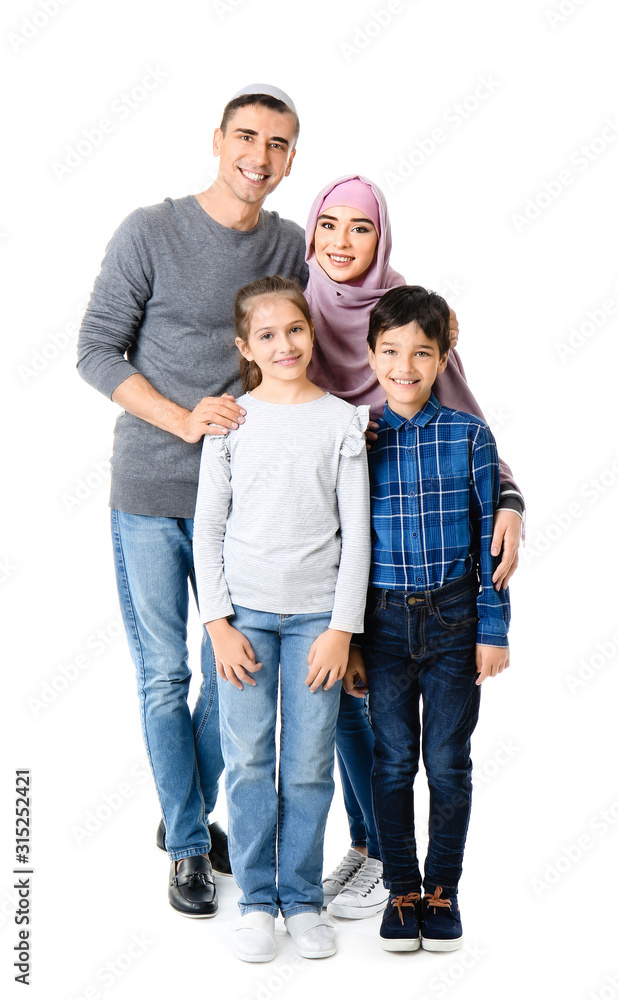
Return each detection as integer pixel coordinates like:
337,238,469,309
368,393,510,646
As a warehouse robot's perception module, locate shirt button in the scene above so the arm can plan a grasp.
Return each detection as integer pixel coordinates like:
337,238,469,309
412,532,417,538
416,577,422,583
407,448,413,454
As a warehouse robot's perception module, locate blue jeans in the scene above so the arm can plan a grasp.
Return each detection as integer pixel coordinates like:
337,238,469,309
111,510,224,861
361,572,481,897
214,606,341,917
335,690,380,859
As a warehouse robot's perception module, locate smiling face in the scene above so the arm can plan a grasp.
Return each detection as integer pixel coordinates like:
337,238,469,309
313,205,379,283
213,104,297,206
368,322,449,419
236,295,314,388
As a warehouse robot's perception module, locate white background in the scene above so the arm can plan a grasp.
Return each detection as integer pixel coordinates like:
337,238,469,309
2,0,618,997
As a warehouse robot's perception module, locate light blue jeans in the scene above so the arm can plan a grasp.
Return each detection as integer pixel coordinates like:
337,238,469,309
214,605,341,917
111,510,224,861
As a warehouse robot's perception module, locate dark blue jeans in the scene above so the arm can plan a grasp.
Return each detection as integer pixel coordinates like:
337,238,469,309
335,689,380,860
362,572,481,897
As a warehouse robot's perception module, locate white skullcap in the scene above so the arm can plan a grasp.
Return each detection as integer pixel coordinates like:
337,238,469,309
231,83,298,118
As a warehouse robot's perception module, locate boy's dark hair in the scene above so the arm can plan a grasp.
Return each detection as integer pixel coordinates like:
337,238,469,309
368,285,451,356
220,94,299,143
234,275,312,392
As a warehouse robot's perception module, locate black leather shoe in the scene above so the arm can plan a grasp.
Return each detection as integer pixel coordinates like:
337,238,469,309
208,821,232,878
156,820,232,878
168,856,217,918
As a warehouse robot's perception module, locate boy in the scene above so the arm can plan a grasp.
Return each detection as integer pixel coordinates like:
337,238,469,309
345,285,510,952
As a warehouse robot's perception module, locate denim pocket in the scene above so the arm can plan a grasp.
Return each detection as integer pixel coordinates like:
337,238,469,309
365,591,384,620
433,591,478,630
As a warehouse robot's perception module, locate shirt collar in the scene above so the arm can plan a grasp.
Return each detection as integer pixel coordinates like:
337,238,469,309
382,392,441,431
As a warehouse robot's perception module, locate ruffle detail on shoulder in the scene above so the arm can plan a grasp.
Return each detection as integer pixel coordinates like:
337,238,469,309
202,430,230,462
340,405,371,458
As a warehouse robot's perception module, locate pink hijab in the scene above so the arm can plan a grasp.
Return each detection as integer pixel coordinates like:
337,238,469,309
305,174,405,416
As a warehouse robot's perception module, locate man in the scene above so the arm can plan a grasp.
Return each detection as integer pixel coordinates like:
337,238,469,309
77,84,307,916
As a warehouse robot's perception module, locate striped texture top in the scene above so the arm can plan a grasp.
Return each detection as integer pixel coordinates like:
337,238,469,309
193,392,371,633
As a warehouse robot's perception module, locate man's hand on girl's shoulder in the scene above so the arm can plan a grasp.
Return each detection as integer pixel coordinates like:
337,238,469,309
180,393,246,443
306,629,352,693
475,644,510,686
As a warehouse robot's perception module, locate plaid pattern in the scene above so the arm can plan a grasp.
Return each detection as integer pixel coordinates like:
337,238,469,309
368,394,510,646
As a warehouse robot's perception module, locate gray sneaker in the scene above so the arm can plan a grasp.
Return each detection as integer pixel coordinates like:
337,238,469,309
327,856,389,918
322,848,366,908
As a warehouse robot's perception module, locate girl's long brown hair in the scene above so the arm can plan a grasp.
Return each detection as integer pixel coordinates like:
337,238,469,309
234,276,313,393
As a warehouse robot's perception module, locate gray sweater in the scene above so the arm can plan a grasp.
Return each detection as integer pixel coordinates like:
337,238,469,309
77,195,308,517
193,393,371,633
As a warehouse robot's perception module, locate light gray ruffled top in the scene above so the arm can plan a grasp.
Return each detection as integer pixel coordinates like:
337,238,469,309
193,392,371,634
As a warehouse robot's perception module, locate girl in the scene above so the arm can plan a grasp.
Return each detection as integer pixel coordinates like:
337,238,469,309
304,175,525,919
193,276,371,963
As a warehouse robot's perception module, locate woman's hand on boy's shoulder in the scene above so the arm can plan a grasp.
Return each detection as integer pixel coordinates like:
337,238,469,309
306,629,352,693
365,420,379,450
449,308,459,349
475,644,510,686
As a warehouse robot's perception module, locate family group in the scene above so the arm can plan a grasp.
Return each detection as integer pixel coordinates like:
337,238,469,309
77,83,522,962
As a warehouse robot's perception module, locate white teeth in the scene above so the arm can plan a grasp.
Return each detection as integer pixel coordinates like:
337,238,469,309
392,379,417,385
329,255,353,262
243,170,266,181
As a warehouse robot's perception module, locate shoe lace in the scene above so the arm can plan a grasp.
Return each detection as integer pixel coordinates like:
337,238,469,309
325,855,363,885
345,863,381,895
424,887,452,912
391,892,421,926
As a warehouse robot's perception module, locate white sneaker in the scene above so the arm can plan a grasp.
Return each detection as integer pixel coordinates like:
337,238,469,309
327,857,389,919
232,912,276,963
322,848,366,907
284,912,336,959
